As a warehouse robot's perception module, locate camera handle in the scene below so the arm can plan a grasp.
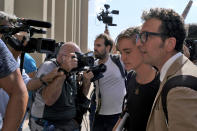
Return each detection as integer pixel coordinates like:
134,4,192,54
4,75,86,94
104,24,109,35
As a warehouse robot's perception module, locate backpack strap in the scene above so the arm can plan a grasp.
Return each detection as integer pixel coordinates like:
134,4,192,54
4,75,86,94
161,75,197,123
122,71,135,110
110,54,126,78
49,58,59,67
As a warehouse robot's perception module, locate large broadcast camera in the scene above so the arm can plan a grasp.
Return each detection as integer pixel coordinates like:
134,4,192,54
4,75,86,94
0,14,58,54
97,4,119,26
185,24,197,61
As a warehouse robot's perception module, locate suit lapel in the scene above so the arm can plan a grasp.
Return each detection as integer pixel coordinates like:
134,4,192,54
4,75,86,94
147,54,188,127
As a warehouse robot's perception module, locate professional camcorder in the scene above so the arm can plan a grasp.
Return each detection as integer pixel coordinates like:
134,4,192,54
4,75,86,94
74,51,95,71
1,32,58,54
69,51,107,82
97,4,119,26
89,63,106,82
0,11,56,54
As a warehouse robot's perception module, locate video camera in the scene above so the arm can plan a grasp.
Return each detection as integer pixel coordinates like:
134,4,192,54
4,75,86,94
0,30,59,54
0,12,57,54
185,24,197,61
97,4,119,26
69,51,106,82
75,51,95,71
89,63,106,82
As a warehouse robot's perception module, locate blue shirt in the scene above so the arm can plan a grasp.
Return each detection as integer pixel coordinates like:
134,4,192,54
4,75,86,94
24,53,37,74
0,39,18,78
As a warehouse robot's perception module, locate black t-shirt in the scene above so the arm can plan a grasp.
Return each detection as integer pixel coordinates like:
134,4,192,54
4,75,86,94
125,71,160,131
43,76,78,123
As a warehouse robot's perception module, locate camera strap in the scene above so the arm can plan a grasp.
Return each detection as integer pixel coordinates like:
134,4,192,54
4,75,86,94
50,58,60,67
110,54,126,78
95,80,102,114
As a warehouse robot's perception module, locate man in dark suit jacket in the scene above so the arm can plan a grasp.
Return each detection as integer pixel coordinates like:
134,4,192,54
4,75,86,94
137,8,197,131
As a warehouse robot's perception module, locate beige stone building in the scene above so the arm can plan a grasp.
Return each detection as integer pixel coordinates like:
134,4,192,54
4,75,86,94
0,0,89,67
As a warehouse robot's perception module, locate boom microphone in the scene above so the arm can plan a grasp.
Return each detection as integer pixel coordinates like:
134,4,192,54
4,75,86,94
18,18,51,28
0,11,51,28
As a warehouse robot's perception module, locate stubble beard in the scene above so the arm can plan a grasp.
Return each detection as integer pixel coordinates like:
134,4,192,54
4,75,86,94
95,51,107,60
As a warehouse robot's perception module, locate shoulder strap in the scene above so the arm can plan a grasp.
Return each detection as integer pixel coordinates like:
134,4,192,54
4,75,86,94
49,58,59,67
122,71,136,110
161,75,197,123
110,54,126,78
125,71,135,92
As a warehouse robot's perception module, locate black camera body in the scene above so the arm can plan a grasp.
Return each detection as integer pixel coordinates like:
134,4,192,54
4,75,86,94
185,39,197,61
70,51,107,82
0,19,55,54
90,63,106,82
71,52,95,72
24,38,57,54
2,34,58,54
97,4,119,26
185,24,197,61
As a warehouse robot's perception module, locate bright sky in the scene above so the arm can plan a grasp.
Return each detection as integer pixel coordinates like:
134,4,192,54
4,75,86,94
88,0,197,51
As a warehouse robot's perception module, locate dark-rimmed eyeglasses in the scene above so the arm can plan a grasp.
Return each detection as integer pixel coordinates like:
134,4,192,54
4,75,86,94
136,31,165,44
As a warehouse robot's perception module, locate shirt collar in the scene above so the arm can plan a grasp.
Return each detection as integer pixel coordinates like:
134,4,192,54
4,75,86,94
160,52,182,82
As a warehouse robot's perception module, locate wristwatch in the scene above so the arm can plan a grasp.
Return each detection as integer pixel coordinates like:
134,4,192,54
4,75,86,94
39,74,48,86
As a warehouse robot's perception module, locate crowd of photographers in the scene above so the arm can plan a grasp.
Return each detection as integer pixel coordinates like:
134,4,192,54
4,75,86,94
1,5,197,131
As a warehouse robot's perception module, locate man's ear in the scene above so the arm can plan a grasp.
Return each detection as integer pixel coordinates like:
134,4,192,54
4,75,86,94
165,37,176,52
106,45,111,53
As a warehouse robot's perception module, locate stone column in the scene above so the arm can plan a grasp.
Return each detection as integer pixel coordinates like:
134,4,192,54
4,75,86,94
80,0,89,52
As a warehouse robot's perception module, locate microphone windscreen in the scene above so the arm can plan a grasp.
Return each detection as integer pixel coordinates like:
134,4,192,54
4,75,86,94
24,19,51,28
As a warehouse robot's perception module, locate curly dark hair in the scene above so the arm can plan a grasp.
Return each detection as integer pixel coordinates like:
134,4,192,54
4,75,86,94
141,8,186,52
116,26,140,49
95,33,114,52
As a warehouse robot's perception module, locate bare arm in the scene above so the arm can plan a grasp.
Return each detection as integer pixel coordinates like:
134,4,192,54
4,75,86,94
27,68,62,91
82,71,94,96
0,68,28,131
41,74,66,106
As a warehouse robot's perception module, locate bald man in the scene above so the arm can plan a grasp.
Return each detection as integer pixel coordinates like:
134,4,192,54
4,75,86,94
30,42,93,131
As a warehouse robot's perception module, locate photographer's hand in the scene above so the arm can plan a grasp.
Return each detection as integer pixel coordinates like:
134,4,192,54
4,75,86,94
27,67,64,91
14,31,29,46
61,53,78,72
41,67,63,83
82,70,94,96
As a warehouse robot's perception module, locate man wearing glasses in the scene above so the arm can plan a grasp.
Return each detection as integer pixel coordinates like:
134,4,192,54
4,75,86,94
137,8,197,131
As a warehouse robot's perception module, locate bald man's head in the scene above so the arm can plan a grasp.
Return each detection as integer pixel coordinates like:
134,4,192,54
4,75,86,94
57,41,81,63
